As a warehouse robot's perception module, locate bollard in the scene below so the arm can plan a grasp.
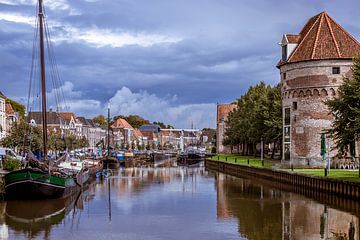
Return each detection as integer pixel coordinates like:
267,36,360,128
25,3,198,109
324,168,327,177
262,160,264,167
291,164,294,171
225,157,227,161
218,156,220,160
235,158,237,163
247,159,250,165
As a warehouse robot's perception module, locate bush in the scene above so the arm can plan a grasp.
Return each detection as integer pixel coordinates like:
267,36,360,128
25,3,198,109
3,158,21,171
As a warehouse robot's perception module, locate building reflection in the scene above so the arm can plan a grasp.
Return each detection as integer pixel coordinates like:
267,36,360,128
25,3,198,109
215,173,359,240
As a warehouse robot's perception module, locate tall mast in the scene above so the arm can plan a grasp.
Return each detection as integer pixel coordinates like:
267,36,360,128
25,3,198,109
107,103,110,158
39,0,48,161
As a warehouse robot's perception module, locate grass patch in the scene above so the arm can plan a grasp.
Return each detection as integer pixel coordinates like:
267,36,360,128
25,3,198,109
288,169,360,182
208,154,273,168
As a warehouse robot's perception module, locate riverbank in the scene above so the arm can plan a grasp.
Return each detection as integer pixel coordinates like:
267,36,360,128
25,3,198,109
210,154,360,182
208,154,275,168
205,159,360,200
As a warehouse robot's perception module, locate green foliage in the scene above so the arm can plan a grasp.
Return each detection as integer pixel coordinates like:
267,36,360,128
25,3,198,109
325,57,360,156
5,98,25,119
92,115,107,127
223,82,282,156
0,119,42,152
153,121,174,129
3,158,21,171
113,115,150,128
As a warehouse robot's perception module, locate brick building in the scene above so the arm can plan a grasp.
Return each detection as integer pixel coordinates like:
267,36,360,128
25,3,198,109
216,103,237,154
277,12,360,165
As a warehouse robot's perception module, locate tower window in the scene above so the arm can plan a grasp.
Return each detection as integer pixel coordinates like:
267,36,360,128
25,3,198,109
292,102,297,110
283,72,287,80
332,67,340,74
284,108,290,125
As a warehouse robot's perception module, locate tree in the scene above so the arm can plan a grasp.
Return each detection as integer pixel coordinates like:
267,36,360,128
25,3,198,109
93,115,107,127
6,98,25,119
153,121,174,129
223,82,282,158
325,57,360,157
1,120,42,153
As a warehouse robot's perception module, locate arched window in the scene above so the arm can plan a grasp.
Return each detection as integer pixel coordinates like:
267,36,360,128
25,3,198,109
306,89,312,97
330,88,336,96
292,91,298,98
321,89,328,96
299,90,304,97
313,89,320,97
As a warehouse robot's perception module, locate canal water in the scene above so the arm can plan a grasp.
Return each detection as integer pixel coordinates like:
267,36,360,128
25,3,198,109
0,166,358,240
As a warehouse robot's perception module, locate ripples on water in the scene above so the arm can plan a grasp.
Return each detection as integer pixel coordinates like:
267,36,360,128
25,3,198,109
0,166,358,240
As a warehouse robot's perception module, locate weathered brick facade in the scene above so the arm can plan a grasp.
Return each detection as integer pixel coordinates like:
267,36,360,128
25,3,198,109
278,12,360,166
216,103,237,154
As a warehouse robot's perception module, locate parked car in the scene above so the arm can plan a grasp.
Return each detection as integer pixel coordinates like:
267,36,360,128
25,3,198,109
0,148,24,162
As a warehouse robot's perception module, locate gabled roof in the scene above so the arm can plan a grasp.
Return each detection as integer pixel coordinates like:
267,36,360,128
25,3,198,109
139,124,161,133
58,112,76,123
111,118,134,129
28,112,62,125
280,12,360,66
5,103,15,116
133,128,143,138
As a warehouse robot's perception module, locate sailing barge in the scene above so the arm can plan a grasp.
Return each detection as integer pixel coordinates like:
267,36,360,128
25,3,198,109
4,0,103,199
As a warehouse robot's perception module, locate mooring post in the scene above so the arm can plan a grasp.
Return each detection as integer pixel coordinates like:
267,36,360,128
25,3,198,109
248,159,250,165
235,158,237,163
291,164,294,171
324,168,327,177
225,156,227,162
218,156,219,160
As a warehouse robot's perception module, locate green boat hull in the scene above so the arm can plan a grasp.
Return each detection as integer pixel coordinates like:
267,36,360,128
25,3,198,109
5,168,80,199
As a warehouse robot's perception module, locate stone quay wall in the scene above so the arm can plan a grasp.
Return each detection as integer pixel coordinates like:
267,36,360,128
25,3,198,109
205,159,360,201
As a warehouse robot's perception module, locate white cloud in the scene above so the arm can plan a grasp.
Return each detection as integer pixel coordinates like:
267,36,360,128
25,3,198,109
109,87,215,129
0,12,34,25
55,26,181,48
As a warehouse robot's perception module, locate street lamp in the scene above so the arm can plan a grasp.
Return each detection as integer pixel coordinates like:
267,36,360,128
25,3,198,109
261,137,264,166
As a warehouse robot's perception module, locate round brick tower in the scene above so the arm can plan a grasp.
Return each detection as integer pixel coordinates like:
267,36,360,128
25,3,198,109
277,12,360,166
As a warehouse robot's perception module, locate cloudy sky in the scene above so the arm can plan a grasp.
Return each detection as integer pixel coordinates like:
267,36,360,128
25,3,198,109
0,0,359,128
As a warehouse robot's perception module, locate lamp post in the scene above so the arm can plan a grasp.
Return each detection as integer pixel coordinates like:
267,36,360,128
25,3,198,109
261,137,264,167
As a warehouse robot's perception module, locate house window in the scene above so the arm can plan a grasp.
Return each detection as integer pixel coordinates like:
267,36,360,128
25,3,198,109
283,72,286,80
284,108,290,125
292,102,297,110
332,67,340,74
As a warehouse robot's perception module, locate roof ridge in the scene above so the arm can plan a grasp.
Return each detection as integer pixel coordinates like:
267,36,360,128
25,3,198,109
324,13,341,58
311,13,324,59
325,12,360,47
288,13,322,62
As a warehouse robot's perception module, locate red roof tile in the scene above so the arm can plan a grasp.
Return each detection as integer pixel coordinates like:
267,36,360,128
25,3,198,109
5,103,15,116
111,118,134,129
58,112,76,123
280,12,360,65
133,128,143,137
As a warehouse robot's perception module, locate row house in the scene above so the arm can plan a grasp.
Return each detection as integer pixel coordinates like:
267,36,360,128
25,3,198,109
111,118,134,148
0,93,6,139
139,124,161,148
28,111,71,136
76,117,106,152
5,103,18,131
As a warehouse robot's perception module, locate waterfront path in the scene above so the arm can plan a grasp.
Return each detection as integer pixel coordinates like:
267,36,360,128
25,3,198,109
209,154,360,182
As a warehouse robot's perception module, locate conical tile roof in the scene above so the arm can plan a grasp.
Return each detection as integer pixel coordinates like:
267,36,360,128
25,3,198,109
283,12,360,64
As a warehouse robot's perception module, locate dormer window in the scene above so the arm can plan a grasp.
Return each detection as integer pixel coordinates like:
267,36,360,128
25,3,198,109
282,45,288,61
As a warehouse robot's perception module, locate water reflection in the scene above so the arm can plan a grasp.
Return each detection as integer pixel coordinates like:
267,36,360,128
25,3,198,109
215,173,359,240
1,167,359,240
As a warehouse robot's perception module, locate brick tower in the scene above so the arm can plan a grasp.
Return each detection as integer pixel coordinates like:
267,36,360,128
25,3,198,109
277,12,360,166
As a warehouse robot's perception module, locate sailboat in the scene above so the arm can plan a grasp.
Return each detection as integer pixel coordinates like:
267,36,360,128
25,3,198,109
4,0,85,199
